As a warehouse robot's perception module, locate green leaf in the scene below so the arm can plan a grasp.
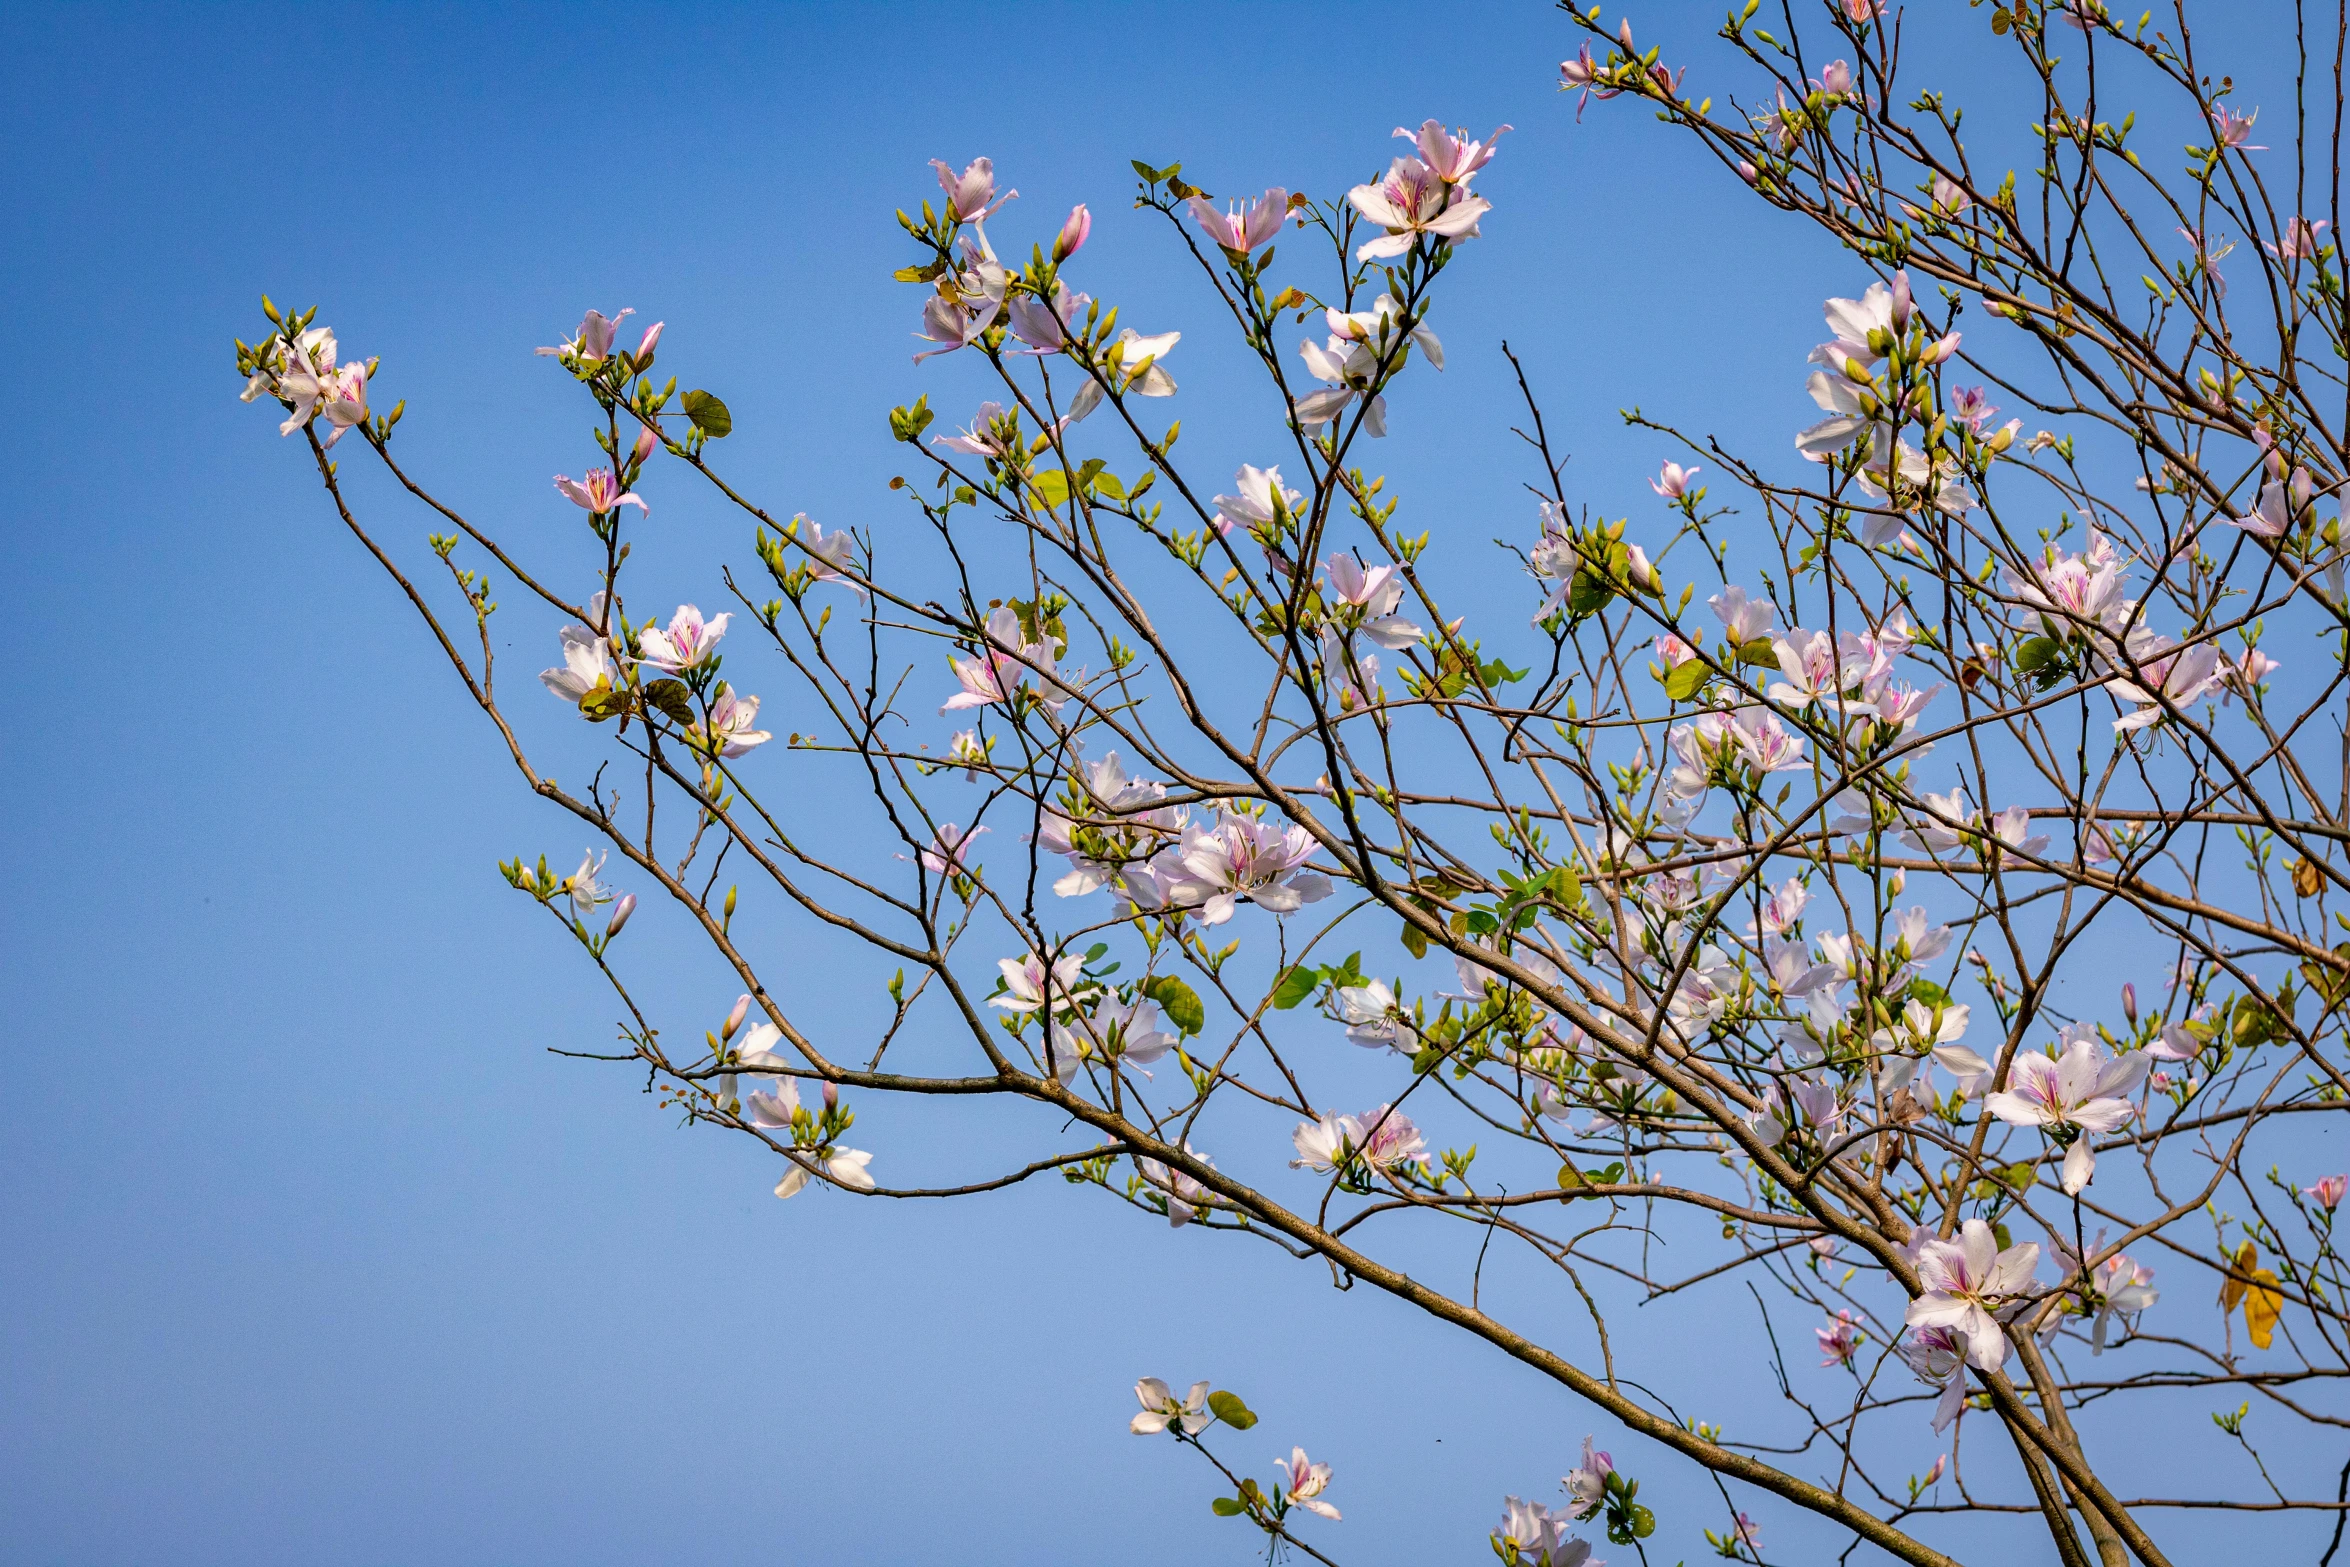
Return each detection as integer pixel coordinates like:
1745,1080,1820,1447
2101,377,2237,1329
1142,975,1206,1036
1210,1497,1245,1517
1662,658,1709,701
1401,921,1429,959
681,389,733,438
641,679,697,726
1207,1390,1257,1429
1736,637,1782,667
1547,865,1583,908
1478,656,1531,687
1092,471,1126,500
1568,568,1616,619
1271,964,1322,1010
891,260,946,284
577,686,630,723
1031,468,1072,508
2012,636,2059,673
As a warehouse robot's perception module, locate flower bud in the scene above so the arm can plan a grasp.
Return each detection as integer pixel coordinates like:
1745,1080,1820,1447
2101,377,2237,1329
605,892,636,938
2122,982,2139,1024
632,422,658,464
635,320,665,363
1054,203,1092,262
724,993,751,1041
1737,161,1759,184
1890,271,1913,331
1888,869,1906,896
822,1079,840,1113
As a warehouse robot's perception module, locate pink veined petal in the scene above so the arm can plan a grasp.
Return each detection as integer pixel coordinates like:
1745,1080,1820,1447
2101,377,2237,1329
1982,1091,2051,1127
1346,182,1411,229
1933,1375,1967,1432
1354,232,1414,262
2062,1139,2097,1194
2067,1096,2136,1134
1423,194,1492,238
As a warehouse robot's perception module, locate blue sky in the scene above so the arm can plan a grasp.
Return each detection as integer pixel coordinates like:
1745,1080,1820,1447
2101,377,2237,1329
5,3,2335,1564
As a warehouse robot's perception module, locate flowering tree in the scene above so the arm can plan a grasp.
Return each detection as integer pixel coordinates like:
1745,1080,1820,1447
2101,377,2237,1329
238,2,2350,1562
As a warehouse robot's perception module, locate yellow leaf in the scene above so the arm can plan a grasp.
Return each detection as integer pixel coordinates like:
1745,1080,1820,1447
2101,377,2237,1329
2246,1269,2284,1350
2219,1240,2257,1313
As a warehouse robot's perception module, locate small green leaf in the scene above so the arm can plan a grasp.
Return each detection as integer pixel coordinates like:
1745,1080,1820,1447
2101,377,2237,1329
1031,468,1073,508
891,260,946,284
1736,637,1781,667
2013,636,2059,673
682,389,733,438
1547,865,1584,908
1207,1390,1257,1429
1211,1497,1245,1517
1663,658,1709,701
1271,964,1322,1010
642,678,697,725
1142,975,1206,1036
1568,569,1616,619
577,686,631,723
1401,921,1429,959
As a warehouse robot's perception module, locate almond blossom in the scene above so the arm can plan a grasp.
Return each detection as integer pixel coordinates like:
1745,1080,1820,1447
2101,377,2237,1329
1905,1219,2042,1371
1985,1030,2149,1192
1348,153,1492,261
1274,1446,1341,1520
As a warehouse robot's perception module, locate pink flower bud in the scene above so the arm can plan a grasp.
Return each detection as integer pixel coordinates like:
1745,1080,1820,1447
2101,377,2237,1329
632,422,658,464
822,1079,840,1112
1818,59,1853,95
2121,982,2138,1024
1890,271,1914,331
1737,161,1759,184
635,320,665,363
605,892,636,937
1618,17,1635,48
1924,1454,1948,1486
724,993,751,1041
1054,203,1092,262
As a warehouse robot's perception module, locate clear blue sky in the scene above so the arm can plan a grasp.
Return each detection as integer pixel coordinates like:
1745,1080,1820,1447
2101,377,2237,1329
4,4,2326,1564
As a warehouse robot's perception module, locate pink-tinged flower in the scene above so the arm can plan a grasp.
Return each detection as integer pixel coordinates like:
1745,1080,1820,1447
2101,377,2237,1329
1651,461,1702,500
1950,384,1998,431
1188,186,1289,254
1130,1377,1212,1435
1053,203,1091,262
1654,633,1698,668
1006,281,1090,353
768,1141,875,1199
2088,1252,2157,1352
2231,468,2312,538
991,950,1092,1017
604,892,636,938
1213,463,1303,538
929,155,1015,223
688,684,771,757
2148,1022,2198,1060
1274,1447,1341,1520
1751,877,1809,936
1789,1074,1848,1134
1923,1454,1948,1485
2007,530,2133,632
722,994,753,1043
1817,59,1854,95
536,307,634,363
2107,632,2224,733
1357,1103,1429,1172
1988,806,2051,861
913,289,1000,364
1137,1143,1216,1226
2223,644,2281,695
1496,1496,1602,1567
539,607,617,705
1050,995,1177,1081
562,848,611,924
1985,1031,2148,1193
915,822,987,878
1397,119,1511,185
1563,1436,1614,1518
1843,0,1886,17
1293,295,1442,436
2270,215,2330,260
1769,627,1873,713
635,603,730,672
1931,175,1970,216
1347,155,1491,261
2307,1174,2348,1210
554,468,648,517
1323,554,1424,649
2211,106,2265,150
940,606,1055,715
1906,1219,2042,1372
245,326,372,447
1732,706,1808,773
1171,813,1334,924
796,518,864,597
1896,1324,1970,1431
1559,44,1621,118
932,400,1025,459
1710,585,1777,644
1733,1513,1762,1553
1817,1309,1865,1367
944,728,990,778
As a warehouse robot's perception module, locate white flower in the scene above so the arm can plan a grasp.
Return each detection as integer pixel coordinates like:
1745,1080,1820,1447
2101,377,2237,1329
1333,979,1416,1052
1170,814,1333,924
773,1146,875,1199
1983,1029,2148,1193
1905,1218,2041,1372
1130,1377,1212,1435
1069,328,1180,422
1275,1446,1341,1520
562,849,611,924
991,950,1092,1015
1291,1111,1363,1172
